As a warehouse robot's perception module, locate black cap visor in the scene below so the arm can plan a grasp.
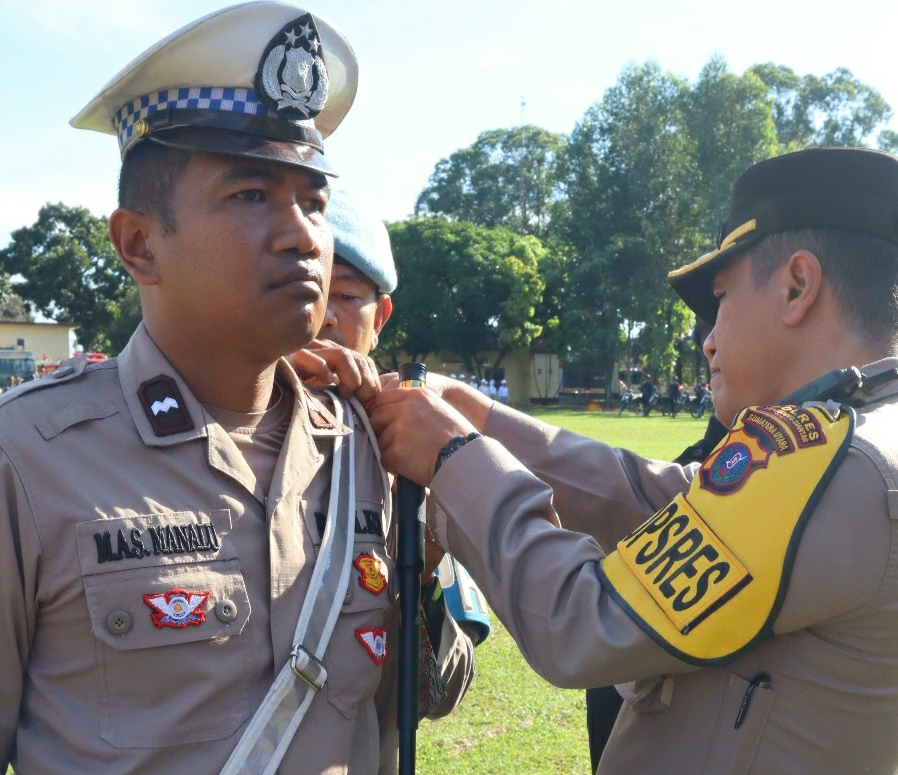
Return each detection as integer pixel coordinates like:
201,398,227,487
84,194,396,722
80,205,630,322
145,126,337,177
668,220,762,323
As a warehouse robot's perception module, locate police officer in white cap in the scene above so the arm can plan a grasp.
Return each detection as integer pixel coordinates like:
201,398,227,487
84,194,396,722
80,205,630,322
0,5,466,775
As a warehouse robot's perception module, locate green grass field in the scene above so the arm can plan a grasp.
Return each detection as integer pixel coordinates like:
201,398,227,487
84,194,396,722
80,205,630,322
417,407,707,774
5,409,707,775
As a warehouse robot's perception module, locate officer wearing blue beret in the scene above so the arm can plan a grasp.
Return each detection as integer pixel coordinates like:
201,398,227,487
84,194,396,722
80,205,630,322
319,189,492,647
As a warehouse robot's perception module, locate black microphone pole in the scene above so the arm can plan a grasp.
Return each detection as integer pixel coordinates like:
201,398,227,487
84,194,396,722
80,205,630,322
396,362,427,775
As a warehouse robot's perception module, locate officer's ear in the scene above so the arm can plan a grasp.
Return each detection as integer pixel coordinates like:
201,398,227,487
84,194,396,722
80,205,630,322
109,207,161,286
373,294,393,338
781,249,823,328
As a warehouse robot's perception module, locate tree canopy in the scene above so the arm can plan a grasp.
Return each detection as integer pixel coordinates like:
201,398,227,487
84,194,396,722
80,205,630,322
411,58,898,389
415,125,567,238
0,203,141,354
380,218,545,375
3,57,897,383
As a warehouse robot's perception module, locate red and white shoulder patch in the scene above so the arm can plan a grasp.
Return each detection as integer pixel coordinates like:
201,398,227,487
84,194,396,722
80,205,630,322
355,626,387,665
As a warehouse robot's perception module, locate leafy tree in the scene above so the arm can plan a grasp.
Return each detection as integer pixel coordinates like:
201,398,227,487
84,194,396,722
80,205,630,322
684,57,781,235
380,218,545,375
415,125,567,238
0,271,32,321
750,63,894,149
0,203,141,354
562,62,704,382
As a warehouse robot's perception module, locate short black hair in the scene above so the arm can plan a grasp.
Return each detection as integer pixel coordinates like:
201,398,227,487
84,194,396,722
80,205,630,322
750,229,898,349
118,141,191,235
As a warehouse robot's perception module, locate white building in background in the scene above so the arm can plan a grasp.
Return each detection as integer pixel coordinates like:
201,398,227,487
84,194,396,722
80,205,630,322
386,346,562,408
0,321,76,362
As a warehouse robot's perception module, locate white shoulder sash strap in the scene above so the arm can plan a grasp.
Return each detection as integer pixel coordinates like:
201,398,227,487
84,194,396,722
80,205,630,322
220,395,357,775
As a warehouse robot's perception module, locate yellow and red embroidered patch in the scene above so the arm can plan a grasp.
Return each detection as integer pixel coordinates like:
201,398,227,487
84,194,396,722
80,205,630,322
354,552,387,595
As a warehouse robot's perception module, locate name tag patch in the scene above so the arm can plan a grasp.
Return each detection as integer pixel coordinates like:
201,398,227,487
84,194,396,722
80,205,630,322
617,493,752,634
314,507,384,538
93,520,221,564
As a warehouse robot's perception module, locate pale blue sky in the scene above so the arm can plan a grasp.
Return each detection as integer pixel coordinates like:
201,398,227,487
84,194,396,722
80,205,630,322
2,0,898,246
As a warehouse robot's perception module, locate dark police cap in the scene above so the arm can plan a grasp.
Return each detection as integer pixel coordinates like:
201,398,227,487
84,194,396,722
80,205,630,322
669,147,898,322
69,2,358,177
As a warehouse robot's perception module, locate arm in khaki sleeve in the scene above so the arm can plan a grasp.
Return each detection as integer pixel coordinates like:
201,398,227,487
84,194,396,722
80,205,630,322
775,446,894,632
428,436,690,690
374,599,399,775
483,402,694,548
0,448,36,768
425,375,693,549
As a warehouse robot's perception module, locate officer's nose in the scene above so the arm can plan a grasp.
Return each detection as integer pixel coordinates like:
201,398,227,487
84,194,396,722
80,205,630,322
271,203,327,259
702,327,716,362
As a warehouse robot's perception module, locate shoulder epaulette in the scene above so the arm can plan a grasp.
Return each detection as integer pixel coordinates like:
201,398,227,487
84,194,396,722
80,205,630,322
0,354,100,409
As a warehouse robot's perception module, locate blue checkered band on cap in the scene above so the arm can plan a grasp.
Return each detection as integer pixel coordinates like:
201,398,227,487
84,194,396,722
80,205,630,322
115,87,281,154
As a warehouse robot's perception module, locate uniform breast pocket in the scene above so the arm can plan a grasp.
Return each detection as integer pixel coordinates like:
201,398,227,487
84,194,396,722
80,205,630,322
323,538,396,720
77,509,253,749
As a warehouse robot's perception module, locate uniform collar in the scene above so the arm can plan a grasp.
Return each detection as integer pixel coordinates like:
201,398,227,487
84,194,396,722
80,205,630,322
117,323,351,447
118,323,208,447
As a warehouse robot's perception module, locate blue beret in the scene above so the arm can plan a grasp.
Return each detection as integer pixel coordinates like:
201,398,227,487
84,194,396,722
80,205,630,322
327,189,397,293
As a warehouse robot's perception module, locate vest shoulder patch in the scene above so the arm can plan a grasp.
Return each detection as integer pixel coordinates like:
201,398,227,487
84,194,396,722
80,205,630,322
601,401,855,665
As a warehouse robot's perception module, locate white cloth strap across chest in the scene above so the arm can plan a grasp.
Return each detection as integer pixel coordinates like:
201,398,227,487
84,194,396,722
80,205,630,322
220,394,358,775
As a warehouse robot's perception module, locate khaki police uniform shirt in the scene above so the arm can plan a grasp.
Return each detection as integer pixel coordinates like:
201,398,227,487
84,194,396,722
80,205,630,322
429,357,898,775
0,323,472,775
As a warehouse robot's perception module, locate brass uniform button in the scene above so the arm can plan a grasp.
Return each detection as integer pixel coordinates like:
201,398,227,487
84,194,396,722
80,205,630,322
133,118,150,138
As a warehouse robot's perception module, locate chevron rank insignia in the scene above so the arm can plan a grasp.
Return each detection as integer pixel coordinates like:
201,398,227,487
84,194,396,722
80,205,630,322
354,552,387,595
138,375,195,436
355,626,387,665
144,587,210,628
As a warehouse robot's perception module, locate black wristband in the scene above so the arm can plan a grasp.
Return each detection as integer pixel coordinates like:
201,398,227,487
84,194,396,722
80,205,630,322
433,432,482,475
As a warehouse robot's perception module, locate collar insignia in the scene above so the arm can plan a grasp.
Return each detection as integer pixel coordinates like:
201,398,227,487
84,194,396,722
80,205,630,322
354,552,387,595
307,391,336,429
355,626,387,665
138,375,195,436
143,587,210,628
255,13,329,120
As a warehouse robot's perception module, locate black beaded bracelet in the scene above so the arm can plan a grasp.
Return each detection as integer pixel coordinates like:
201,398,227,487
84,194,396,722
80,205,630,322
433,432,482,475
